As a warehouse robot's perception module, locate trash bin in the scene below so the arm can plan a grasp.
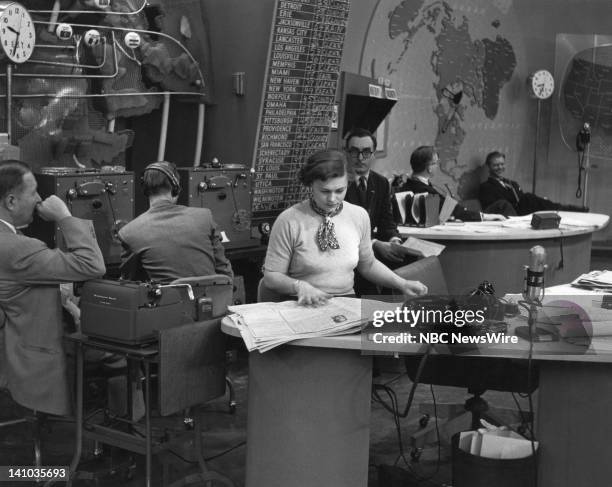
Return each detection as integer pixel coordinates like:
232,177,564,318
451,432,538,487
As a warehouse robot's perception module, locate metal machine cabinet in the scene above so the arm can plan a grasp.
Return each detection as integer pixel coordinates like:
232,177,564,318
178,165,255,249
31,168,134,265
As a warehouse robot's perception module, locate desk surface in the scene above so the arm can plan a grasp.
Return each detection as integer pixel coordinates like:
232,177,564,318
398,211,609,241
221,293,612,363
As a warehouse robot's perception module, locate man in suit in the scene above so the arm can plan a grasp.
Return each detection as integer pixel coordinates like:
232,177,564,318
343,128,418,295
479,151,588,216
401,146,507,222
118,161,233,282
344,128,405,261
0,160,105,415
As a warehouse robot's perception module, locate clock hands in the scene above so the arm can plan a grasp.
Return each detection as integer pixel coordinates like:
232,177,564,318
11,13,23,58
6,26,18,35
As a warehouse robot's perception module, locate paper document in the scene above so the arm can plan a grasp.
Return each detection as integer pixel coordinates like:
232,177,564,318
228,297,370,353
402,236,445,257
438,195,457,223
394,191,412,224
571,270,612,291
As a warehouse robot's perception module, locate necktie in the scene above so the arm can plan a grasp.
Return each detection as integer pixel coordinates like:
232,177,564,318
500,178,520,204
358,177,367,207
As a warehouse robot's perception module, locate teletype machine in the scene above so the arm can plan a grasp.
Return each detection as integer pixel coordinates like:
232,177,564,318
178,162,256,250
80,274,233,345
29,167,134,265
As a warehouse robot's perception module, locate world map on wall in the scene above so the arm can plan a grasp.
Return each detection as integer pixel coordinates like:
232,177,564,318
561,45,612,159
362,0,525,200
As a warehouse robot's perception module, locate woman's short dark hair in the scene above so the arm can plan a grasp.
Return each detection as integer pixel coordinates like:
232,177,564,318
0,160,31,199
410,146,436,173
298,150,347,186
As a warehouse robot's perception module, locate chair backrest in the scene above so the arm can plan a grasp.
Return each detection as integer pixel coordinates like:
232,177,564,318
257,278,286,303
393,256,449,296
171,274,233,319
159,319,226,416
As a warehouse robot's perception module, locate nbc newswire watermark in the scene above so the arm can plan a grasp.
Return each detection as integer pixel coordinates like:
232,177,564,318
365,298,517,346
359,294,612,356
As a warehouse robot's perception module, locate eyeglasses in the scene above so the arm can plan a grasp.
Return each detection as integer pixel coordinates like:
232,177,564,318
346,148,373,159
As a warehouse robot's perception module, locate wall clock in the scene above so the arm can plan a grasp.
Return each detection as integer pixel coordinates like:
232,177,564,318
0,1,35,64
528,69,554,100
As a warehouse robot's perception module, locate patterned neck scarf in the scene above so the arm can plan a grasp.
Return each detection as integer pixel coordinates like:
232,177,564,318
309,197,343,251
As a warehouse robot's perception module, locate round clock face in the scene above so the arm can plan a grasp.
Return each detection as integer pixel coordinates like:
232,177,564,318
0,2,35,63
530,70,554,100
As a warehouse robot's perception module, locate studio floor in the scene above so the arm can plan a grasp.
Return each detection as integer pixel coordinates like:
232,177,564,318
1,356,529,487
1,250,609,487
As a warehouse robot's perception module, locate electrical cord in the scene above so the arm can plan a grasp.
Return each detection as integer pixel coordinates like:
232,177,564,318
371,347,450,486
105,190,118,226
372,347,431,419
511,392,534,439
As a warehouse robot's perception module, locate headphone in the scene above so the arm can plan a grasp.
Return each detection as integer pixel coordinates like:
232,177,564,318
141,161,181,197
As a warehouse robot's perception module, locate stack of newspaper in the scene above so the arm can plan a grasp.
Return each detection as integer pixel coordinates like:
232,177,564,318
571,270,612,291
227,297,370,352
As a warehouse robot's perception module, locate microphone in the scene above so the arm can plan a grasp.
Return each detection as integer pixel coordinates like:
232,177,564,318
576,122,591,151
523,245,546,302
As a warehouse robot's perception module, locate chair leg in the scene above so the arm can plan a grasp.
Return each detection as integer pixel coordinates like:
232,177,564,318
165,417,235,487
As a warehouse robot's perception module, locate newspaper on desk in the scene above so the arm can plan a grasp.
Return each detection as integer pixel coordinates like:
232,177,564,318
571,270,612,291
228,297,372,353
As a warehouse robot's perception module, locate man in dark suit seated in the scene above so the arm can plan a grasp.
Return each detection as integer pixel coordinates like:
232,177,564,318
400,146,507,222
343,128,421,295
479,151,588,216
0,160,105,416
118,161,233,282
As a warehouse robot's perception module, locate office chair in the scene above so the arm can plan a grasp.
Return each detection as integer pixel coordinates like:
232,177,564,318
170,274,237,415
70,276,236,487
139,275,236,487
393,257,538,453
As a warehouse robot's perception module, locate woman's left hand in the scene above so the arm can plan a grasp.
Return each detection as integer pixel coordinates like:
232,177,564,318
400,279,428,297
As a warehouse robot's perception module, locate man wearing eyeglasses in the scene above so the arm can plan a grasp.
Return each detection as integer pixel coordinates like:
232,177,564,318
343,128,416,295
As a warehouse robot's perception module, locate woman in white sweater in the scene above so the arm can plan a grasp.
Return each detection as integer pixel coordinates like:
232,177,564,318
263,149,427,306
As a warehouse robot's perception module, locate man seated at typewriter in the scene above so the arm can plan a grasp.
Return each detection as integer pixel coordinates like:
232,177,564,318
118,161,233,282
400,146,507,222
0,160,105,416
479,151,588,216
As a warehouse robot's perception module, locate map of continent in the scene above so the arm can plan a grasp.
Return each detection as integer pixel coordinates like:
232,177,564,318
363,0,522,200
561,45,612,159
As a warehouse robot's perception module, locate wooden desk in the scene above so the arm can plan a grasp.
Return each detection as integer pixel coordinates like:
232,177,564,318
398,212,609,295
223,302,612,487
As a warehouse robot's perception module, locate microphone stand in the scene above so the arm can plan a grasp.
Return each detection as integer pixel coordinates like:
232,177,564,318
581,137,591,209
576,124,591,205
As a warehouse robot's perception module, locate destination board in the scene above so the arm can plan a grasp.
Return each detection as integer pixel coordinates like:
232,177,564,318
251,0,350,222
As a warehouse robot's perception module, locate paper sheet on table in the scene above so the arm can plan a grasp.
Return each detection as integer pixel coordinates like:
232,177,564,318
429,224,500,233
402,236,445,257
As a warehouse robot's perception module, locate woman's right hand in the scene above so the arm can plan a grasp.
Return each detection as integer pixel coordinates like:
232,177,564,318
295,280,332,307
400,279,428,297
